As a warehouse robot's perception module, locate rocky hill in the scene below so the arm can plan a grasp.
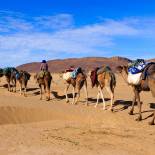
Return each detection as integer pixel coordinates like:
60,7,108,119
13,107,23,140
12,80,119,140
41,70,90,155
17,56,132,73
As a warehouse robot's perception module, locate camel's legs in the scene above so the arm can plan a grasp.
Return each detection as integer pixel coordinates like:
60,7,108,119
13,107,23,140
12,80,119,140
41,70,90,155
75,89,80,104
40,84,42,100
8,81,11,92
129,87,136,115
24,84,27,97
84,81,88,106
11,79,15,92
95,86,106,109
135,89,142,121
23,81,28,97
149,111,155,125
20,83,22,95
14,81,16,92
105,86,114,111
6,77,11,92
65,83,70,103
95,89,100,108
72,86,75,104
46,89,50,101
45,82,51,101
99,87,106,110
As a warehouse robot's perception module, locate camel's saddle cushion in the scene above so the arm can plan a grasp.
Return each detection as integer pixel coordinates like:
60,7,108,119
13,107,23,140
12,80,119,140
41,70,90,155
127,59,147,85
127,72,142,85
63,67,82,80
63,72,72,80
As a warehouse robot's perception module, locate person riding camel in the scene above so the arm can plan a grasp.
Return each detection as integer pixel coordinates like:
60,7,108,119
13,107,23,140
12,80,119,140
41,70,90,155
40,60,48,71
39,60,49,78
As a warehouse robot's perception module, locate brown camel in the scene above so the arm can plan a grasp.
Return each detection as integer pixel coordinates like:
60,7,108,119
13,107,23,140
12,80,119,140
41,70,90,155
34,71,52,101
62,71,88,105
116,65,155,125
90,68,116,111
17,70,31,96
3,67,18,92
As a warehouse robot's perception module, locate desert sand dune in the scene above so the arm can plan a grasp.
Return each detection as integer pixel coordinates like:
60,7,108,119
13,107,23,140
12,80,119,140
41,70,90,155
0,74,154,155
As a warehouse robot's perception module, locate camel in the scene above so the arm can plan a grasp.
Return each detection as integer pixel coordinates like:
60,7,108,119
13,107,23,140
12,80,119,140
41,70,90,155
90,67,116,111
3,67,18,92
62,69,88,105
17,70,31,96
116,65,155,125
34,71,52,101
0,68,3,78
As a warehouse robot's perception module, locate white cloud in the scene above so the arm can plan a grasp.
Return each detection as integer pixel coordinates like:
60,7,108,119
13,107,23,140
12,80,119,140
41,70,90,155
35,14,74,30
0,11,155,66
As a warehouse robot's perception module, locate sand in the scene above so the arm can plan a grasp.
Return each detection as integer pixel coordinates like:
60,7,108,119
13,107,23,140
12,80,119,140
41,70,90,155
0,74,154,155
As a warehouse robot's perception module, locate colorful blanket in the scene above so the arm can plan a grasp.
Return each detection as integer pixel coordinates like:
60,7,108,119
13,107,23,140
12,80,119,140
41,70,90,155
71,67,82,78
128,59,147,74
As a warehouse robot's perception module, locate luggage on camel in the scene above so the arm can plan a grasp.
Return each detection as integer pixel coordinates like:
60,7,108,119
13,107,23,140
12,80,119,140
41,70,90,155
127,59,147,85
127,72,142,85
63,72,72,80
128,59,147,74
63,67,82,81
71,67,82,78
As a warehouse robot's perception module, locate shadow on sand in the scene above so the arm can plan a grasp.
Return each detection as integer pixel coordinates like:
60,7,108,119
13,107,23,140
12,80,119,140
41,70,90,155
87,98,110,104
51,91,77,100
112,100,134,112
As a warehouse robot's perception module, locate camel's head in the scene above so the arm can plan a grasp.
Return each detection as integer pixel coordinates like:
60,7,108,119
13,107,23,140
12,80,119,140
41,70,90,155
116,66,128,74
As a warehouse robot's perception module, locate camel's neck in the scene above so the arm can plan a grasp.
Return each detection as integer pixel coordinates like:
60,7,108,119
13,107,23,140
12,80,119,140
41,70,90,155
120,70,128,84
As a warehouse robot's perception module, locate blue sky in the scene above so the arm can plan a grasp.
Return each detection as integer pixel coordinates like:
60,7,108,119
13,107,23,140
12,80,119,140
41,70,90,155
0,0,155,66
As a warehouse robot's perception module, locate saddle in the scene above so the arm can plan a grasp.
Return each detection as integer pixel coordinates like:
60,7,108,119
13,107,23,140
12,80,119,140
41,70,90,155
128,59,147,74
71,67,82,79
38,71,51,79
127,62,155,86
63,67,82,81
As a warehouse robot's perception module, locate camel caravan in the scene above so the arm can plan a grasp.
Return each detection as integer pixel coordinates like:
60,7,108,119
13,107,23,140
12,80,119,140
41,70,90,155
0,59,155,125
0,67,31,95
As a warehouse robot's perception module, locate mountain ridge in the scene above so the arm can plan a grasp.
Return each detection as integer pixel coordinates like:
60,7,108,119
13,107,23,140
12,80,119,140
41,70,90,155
17,56,155,73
